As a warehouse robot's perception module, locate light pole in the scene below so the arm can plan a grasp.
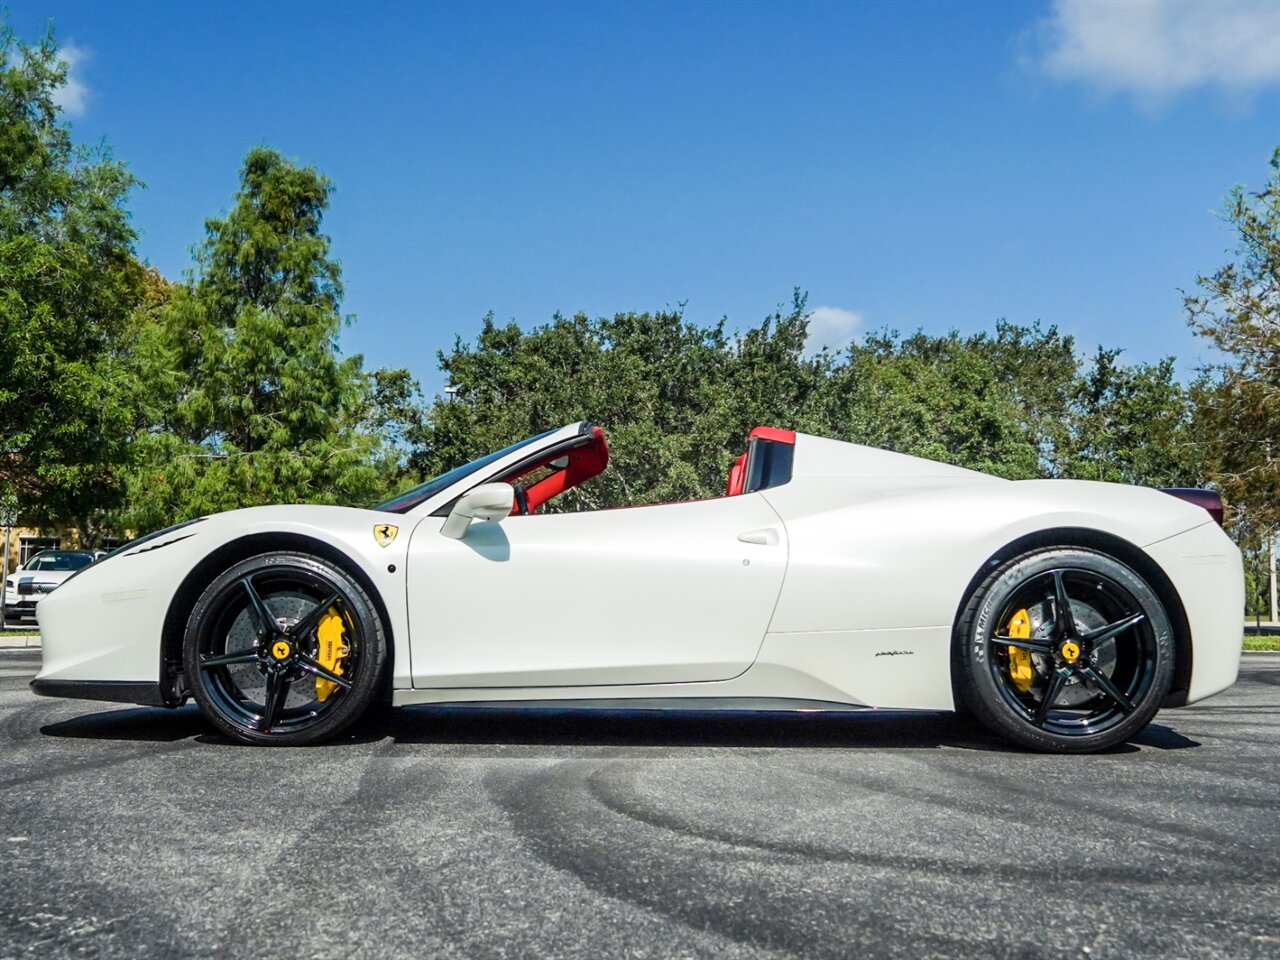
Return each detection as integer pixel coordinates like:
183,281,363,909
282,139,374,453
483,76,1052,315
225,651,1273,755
1271,532,1277,625
0,524,7,629
0,495,15,630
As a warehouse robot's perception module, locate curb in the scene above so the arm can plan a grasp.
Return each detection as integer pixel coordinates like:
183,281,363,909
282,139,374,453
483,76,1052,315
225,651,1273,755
0,637,41,652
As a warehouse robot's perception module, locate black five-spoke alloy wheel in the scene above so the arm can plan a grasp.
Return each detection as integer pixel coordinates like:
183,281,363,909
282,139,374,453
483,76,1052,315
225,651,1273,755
183,551,386,746
954,547,1174,753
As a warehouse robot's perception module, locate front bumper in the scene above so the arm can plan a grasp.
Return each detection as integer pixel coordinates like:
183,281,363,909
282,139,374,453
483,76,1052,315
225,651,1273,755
1144,521,1245,704
4,599,39,624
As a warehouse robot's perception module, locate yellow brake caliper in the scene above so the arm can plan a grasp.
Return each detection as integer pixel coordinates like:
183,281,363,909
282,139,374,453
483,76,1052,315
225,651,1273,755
315,608,350,703
1007,609,1034,692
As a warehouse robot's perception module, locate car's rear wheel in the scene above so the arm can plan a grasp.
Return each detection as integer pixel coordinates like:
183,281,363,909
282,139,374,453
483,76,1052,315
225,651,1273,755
953,547,1173,753
183,552,385,746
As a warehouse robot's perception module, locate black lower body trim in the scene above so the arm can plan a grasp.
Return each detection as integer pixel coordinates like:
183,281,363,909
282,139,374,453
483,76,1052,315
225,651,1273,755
4,603,38,623
30,678,169,707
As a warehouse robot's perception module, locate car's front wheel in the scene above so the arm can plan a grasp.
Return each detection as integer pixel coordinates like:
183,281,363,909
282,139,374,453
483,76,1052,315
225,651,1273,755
953,547,1174,753
183,551,386,746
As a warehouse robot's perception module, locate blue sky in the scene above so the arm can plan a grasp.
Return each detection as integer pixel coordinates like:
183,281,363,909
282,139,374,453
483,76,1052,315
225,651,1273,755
8,0,1280,393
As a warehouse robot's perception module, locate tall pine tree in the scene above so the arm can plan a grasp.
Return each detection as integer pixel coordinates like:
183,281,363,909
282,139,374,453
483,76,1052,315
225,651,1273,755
125,148,387,529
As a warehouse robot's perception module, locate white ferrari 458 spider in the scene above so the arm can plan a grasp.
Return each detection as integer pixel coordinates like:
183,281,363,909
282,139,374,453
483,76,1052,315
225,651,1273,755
33,422,1243,752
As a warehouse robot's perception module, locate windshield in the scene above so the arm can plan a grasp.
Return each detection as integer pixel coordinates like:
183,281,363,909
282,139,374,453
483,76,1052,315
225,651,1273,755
375,429,558,514
25,552,94,572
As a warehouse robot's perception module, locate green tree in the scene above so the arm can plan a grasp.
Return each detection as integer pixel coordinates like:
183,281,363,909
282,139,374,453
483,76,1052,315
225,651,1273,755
407,302,1212,510
770,315,1196,487
0,24,144,545
1059,349,1200,488
824,329,1042,479
1186,147,1280,542
973,320,1078,475
124,147,398,531
410,293,828,509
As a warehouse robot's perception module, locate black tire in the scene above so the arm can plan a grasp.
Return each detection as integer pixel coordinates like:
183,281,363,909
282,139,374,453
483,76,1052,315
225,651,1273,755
183,551,386,746
953,547,1173,753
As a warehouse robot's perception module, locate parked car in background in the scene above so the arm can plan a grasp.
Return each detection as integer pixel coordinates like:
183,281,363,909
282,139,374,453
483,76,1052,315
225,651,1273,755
4,550,99,625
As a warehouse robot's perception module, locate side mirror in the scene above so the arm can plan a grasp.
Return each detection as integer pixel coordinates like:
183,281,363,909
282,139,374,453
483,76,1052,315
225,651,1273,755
440,482,514,540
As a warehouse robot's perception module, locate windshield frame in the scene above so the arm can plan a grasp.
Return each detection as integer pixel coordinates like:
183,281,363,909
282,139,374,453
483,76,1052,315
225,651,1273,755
374,428,562,515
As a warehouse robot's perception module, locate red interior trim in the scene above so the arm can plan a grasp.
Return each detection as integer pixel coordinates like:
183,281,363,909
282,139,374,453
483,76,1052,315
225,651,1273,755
748,426,796,445
725,453,747,497
495,424,789,513
512,426,610,512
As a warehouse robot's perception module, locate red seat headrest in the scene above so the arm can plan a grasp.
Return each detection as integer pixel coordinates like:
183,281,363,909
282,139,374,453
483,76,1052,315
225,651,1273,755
726,453,747,497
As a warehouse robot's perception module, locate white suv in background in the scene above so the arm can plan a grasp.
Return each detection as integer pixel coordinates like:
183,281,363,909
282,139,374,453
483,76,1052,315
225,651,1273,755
4,550,99,626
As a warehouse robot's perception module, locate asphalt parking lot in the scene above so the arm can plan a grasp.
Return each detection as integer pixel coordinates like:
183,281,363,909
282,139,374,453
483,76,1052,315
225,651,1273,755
2,650,1278,960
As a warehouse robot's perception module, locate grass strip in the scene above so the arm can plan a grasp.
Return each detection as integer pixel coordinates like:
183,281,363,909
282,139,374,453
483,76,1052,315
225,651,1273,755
1243,634,1280,651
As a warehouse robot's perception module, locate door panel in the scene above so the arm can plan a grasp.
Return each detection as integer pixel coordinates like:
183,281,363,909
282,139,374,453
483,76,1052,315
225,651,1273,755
407,494,788,687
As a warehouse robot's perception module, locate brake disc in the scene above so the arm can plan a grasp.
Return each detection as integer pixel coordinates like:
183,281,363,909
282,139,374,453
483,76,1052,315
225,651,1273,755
1024,599,1117,707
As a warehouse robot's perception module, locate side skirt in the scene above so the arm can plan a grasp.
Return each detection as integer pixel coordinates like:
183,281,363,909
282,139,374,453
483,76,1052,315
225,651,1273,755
390,694,876,713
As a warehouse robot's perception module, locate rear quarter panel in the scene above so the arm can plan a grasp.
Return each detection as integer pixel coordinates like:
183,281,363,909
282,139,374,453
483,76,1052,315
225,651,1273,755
759,476,1211,635
753,476,1218,711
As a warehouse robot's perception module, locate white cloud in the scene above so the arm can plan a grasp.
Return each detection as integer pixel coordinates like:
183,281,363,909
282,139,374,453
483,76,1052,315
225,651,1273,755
52,43,89,116
1029,0,1280,107
804,305,863,357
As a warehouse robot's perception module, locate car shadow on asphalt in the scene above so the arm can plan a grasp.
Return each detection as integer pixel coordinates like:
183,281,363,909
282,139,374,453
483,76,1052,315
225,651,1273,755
39,705,209,742
374,706,1200,752
380,706,1012,750
37,703,1201,753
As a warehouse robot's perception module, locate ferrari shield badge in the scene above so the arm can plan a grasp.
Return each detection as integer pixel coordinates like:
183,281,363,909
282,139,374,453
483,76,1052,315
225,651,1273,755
373,523,399,548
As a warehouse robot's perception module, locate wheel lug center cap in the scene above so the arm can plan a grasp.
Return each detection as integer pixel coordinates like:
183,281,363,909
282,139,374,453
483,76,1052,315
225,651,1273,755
1060,641,1081,663
270,639,293,661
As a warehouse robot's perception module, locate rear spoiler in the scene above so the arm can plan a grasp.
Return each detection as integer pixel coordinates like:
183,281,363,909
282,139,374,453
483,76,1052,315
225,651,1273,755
1160,488,1224,527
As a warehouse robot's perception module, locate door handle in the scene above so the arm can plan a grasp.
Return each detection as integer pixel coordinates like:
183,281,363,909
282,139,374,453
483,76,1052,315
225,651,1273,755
737,528,779,546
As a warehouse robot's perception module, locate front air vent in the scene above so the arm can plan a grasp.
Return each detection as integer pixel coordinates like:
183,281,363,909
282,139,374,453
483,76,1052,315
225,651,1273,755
127,532,198,557
113,518,207,559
